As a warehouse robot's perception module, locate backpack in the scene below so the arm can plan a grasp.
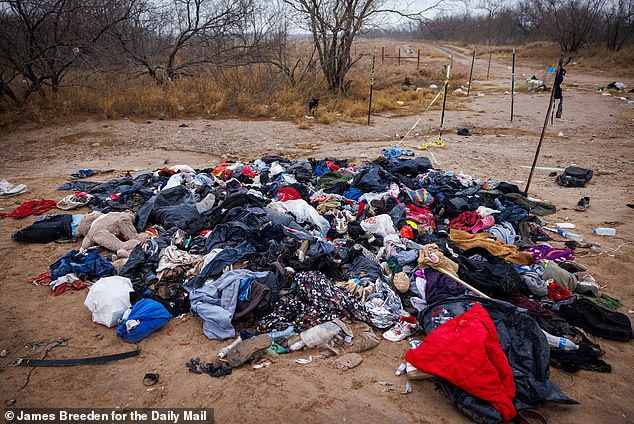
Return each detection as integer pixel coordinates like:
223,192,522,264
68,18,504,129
556,166,593,187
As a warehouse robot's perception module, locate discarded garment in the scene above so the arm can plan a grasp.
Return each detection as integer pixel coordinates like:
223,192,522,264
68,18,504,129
257,271,369,333
450,229,534,265
1,199,57,218
406,303,516,422
49,249,115,280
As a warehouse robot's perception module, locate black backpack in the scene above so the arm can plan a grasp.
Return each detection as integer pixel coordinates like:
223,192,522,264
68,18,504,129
556,166,593,187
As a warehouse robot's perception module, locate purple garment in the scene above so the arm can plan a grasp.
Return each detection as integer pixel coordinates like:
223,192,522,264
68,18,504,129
524,244,574,262
424,268,465,304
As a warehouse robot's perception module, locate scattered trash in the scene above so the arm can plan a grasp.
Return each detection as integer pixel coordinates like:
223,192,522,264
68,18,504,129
401,382,413,394
607,82,626,91
575,197,590,212
376,381,394,386
456,128,471,136
143,373,160,386
292,356,313,365
556,223,576,229
11,152,632,423
594,228,616,236
335,353,362,370
0,180,28,197
253,361,271,370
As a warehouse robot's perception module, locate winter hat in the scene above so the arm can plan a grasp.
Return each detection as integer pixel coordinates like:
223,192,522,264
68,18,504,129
404,188,433,207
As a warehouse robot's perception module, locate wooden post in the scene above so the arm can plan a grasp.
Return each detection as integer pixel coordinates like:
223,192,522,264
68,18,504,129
381,46,384,64
467,49,476,96
486,42,492,80
524,56,564,196
398,48,401,66
438,62,451,142
511,48,516,121
417,49,420,70
368,47,377,126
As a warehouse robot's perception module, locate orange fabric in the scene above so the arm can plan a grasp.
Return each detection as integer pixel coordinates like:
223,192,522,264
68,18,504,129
449,229,534,265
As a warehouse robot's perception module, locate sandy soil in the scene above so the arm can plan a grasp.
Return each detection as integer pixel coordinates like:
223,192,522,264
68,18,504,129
0,44,633,424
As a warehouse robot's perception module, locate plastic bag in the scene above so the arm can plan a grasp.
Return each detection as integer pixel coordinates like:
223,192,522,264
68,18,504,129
84,276,134,327
361,214,396,237
116,298,172,343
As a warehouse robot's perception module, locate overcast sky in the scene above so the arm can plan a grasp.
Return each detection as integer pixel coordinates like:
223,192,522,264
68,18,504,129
378,0,472,26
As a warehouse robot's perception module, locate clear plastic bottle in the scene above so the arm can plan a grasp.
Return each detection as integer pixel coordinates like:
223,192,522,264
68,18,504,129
267,325,296,342
594,227,616,236
557,228,583,241
543,331,579,350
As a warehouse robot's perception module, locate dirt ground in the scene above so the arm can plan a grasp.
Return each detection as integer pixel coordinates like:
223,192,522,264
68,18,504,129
0,44,633,424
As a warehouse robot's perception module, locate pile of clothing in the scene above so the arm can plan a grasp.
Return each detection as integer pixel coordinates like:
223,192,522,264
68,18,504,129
14,155,632,423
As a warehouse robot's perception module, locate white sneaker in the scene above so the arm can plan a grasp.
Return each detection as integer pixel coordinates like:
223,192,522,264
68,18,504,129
382,317,417,342
334,210,348,234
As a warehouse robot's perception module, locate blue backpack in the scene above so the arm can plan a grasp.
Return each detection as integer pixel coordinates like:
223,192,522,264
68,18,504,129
116,298,172,343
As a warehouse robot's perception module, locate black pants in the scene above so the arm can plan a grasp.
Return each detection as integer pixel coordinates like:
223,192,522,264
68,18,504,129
12,214,73,243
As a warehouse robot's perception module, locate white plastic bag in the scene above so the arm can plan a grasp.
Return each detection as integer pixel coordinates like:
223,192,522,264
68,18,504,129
84,276,134,327
361,214,396,237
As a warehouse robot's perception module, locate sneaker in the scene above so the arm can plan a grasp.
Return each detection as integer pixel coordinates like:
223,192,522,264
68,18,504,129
334,210,348,234
382,316,417,342
575,196,590,211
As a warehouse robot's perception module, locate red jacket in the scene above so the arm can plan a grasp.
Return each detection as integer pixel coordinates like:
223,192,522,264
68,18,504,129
405,303,516,421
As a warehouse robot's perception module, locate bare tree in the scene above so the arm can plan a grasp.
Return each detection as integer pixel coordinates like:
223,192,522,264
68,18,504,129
478,0,507,44
104,0,263,83
544,0,607,52
515,0,546,37
0,0,135,100
605,0,634,51
283,0,444,94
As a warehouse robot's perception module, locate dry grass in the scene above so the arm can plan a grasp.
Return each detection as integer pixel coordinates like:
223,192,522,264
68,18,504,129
9,38,610,130
455,41,634,79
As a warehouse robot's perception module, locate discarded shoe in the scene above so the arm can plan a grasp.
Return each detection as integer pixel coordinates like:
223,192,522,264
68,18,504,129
225,334,272,367
382,316,417,342
575,196,590,211
334,210,348,234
